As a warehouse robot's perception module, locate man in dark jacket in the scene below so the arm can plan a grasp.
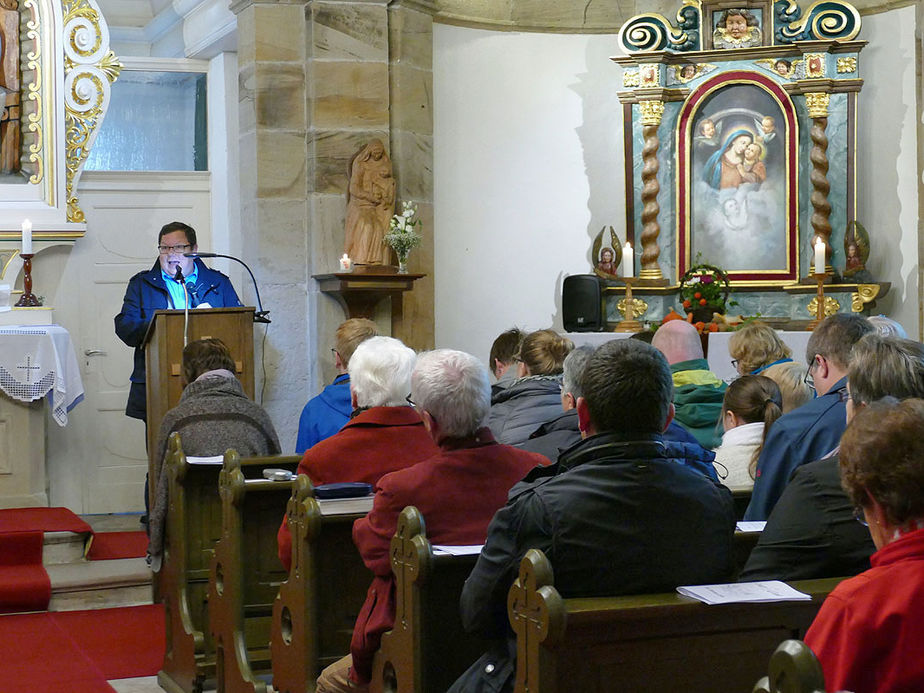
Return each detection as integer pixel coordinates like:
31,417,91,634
451,339,736,692
114,221,241,423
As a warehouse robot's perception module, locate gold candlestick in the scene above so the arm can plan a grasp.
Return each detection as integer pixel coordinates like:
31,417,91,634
806,272,828,330
14,254,42,307
614,276,644,332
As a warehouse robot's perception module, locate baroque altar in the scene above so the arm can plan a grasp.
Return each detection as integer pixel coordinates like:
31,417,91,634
607,0,886,326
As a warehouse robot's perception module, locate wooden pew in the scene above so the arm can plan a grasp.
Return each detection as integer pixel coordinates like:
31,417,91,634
732,487,752,521
369,506,484,693
509,548,843,693
270,476,373,693
208,450,296,693
157,433,299,693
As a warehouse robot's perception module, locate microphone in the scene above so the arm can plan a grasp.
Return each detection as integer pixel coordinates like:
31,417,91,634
184,252,270,323
174,266,184,282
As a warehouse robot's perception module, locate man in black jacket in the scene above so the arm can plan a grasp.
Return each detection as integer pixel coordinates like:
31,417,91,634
451,339,736,692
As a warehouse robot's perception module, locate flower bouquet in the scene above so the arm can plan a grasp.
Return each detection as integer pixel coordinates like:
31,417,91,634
385,201,423,273
678,262,734,330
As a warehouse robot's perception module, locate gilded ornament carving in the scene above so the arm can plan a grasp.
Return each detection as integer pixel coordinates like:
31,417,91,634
851,284,880,312
807,295,839,318
623,69,640,87
62,0,121,223
617,296,648,321
806,92,830,118
639,100,664,126
836,57,857,74
22,0,43,185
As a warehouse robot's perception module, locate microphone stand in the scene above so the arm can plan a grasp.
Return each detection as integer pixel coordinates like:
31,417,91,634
175,267,191,346
184,252,271,323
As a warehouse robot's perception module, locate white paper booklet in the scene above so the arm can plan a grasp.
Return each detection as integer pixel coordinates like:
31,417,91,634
433,544,484,556
736,521,767,533
677,580,812,605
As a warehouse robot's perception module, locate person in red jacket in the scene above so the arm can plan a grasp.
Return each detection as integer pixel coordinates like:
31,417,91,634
316,349,546,693
805,398,924,693
277,336,438,570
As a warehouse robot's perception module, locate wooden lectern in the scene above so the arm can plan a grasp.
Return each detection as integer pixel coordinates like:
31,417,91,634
143,307,256,508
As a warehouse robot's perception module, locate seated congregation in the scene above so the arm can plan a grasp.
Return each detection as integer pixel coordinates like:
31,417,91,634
150,312,924,693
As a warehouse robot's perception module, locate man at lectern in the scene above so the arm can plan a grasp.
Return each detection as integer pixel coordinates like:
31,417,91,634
114,221,242,424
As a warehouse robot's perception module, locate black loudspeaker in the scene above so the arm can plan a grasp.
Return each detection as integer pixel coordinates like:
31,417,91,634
563,274,602,332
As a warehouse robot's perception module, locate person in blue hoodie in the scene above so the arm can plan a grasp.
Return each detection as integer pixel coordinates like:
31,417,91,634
295,318,378,454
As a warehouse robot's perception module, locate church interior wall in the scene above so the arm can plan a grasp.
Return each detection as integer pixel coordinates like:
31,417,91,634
433,8,921,360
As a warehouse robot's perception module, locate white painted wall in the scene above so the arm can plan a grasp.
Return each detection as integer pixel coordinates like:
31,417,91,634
433,27,624,360
856,7,919,338
433,10,920,365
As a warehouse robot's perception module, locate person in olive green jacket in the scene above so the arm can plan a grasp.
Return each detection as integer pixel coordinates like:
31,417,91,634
652,320,726,448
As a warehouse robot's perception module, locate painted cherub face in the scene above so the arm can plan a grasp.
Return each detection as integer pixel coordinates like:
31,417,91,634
725,14,748,39
775,61,790,76
762,117,775,134
744,143,762,162
701,120,716,138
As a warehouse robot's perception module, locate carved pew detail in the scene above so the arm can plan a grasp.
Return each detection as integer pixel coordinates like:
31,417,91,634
370,506,483,693
753,639,828,693
270,476,372,693
509,548,842,693
157,431,298,693
209,450,295,693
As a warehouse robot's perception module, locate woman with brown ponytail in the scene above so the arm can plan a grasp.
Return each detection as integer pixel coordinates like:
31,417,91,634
712,375,783,490
487,329,574,447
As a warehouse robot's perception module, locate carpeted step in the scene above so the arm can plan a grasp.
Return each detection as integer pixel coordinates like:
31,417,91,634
46,558,153,612
42,531,91,565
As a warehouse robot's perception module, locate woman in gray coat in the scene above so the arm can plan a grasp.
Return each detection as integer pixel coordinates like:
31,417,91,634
487,329,574,446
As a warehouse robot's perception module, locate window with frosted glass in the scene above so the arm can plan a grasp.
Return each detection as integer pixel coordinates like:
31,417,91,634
84,71,207,171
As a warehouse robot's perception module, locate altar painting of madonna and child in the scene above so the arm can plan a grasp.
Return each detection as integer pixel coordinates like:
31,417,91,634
688,84,789,273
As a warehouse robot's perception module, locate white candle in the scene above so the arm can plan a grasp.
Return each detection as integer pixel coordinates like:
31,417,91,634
622,242,634,278
21,219,32,255
813,237,825,275
339,253,352,271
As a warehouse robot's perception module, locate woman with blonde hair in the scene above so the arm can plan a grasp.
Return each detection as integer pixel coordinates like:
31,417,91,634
487,329,574,446
761,360,813,413
728,321,792,376
712,374,783,489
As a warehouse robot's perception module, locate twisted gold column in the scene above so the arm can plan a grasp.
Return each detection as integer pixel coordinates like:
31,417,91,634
807,93,832,274
639,100,664,282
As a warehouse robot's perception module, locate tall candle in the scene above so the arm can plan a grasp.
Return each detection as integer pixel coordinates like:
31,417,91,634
21,219,32,255
622,242,634,278
339,253,352,271
813,237,825,275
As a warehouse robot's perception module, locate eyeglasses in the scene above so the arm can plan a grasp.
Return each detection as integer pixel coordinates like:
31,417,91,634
730,358,739,370
853,506,869,527
405,394,416,407
803,357,817,390
158,244,192,254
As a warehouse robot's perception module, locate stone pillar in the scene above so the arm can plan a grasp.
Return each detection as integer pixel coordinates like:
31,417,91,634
388,0,436,350
233,0,312,442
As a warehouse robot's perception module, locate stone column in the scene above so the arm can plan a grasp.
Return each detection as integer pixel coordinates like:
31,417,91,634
388,0,436,350
233,0,311,441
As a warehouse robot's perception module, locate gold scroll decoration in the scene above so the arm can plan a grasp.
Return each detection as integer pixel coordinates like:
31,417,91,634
639,100,664,281
22,0,44,185
851,284,881,313
63,0,121,223
807,295,839,318
617,296,648,321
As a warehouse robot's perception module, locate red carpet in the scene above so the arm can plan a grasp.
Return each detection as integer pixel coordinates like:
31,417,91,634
0,531,52,613
0,603,164,690
86,531,148,560
0,506,92,535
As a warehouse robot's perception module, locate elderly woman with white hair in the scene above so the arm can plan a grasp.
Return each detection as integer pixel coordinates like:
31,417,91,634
276,336,438,571
316,349,547,693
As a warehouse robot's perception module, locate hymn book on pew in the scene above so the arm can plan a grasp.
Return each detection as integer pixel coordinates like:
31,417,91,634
677,581,812,605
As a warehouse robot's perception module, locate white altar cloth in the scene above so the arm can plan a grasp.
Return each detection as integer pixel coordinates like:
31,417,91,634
0,325,84,426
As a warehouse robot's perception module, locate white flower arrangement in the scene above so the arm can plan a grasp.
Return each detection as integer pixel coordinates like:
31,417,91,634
385,201,423,258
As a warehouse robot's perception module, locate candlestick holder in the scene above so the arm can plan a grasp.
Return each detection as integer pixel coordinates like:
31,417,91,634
613,276,644,332
14,254,42,307
806,272,828,331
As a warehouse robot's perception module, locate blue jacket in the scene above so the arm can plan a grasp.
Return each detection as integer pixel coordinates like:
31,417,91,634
114,258,241,419
295,373,353,454
744,377,848,521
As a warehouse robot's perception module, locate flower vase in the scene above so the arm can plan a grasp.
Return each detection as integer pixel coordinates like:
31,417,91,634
396,252,409,274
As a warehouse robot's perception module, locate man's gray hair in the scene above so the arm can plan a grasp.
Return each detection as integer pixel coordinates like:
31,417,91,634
805,313,874,371
848,334,924,405
562,345,595,399
411,349,490,438
349,336,417,408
